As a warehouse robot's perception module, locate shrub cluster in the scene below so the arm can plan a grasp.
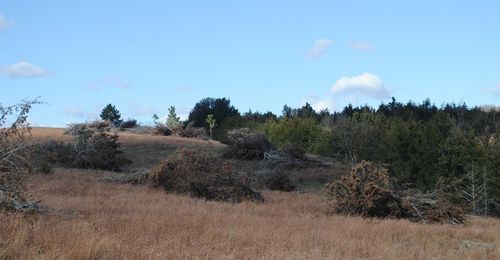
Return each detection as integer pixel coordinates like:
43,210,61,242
259,117,332,156
325,161,465,224
120,119,138,129
34,124,130,172
1,99,41,212
152,121,207,139
223,128,274,160
266,172,296,192
149,149,264,203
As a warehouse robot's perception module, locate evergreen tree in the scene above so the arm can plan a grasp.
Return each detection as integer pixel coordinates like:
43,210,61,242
100,104,122,127
167,106,181,128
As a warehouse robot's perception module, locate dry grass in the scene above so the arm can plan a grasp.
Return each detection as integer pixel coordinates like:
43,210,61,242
29,127,224,169
1,169,498,259
3,127,496,259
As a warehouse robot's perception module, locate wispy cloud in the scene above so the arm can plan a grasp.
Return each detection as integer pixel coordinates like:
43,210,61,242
307,39,332,59
331,72,390,99
62,106,97,119
487,83,500,97
174,85,194,92
88,77,131,91
126,102,156,117
0,14,14,30
350,41,375,51
1,61,48,78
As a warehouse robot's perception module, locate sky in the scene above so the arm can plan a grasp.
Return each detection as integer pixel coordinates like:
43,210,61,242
1,0,500,126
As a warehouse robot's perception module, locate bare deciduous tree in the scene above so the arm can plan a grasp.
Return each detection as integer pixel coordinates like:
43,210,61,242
0,99,41,211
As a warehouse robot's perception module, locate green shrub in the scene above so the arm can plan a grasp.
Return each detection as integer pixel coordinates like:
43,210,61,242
259,118,331,155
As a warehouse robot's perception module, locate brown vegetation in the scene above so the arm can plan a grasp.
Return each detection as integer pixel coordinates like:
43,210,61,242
0,100,41,212
325,161,466,224
223,128,274,160
0,169,498,259
150,148,263,203
28,127,223,169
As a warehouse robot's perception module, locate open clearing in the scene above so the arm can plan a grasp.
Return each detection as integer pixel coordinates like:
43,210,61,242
1,128,498,259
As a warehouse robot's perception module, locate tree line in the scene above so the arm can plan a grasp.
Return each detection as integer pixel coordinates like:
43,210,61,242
101,97,500,215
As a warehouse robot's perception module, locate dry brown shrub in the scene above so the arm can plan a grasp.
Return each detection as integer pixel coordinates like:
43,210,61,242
48,124,130,171
0,100,41,212
149,148,263,203
281,143,306,159
152,123,172,136
178,126,207,139
325,161,465,224
102,169,149,185
223,128,274,160
325,161,403,218
266,172,296,192
87,120,111,130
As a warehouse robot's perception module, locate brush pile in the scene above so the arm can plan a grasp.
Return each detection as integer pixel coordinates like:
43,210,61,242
0,188,40,212
102,169,150,185
223,128,274,160
150,148,264,203
325,161,465,224
152,121,207,139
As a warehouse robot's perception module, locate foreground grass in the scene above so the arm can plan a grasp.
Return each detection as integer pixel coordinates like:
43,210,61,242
1,169,498,259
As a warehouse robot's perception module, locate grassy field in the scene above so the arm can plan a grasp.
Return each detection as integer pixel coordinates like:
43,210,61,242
29,127,224,169
1,128,498,259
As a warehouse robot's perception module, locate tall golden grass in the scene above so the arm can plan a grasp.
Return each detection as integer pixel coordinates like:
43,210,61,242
1,169,498,259
28,127,224,169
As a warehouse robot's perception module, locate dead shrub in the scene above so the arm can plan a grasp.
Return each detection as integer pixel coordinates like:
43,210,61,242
149,149,264,203
223,129,274,160
325,161,465,224
178,124,207,139
72,131,129,171
87,120,111,130
153,123,172,136
266,172,296,192
281,143,306,159
32,140,73,173
119,119,138,129
152,121,207,139
1,99,41,212
102,169,149,185
60,124,130,171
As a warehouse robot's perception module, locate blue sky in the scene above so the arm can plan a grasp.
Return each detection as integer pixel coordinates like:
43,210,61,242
1,1,499,126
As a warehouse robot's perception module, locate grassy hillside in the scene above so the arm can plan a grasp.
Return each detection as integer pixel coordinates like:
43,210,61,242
29,127,224,169
1,127,498,259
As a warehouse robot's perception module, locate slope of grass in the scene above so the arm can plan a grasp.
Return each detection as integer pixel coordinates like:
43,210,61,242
4,127,496,259
29,127,224,169
0,169,498,259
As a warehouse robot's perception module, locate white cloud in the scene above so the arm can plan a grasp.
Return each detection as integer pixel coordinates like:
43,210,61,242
174,85,194,92
62,107,97,119
88,77,131,91
300,94,334,112
331,72,390,99
0,14,14,30
350,41,375,51
307,39,332,59
489,83,500,97
126,102,155,117
2,61,48,78
480,104,500,112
